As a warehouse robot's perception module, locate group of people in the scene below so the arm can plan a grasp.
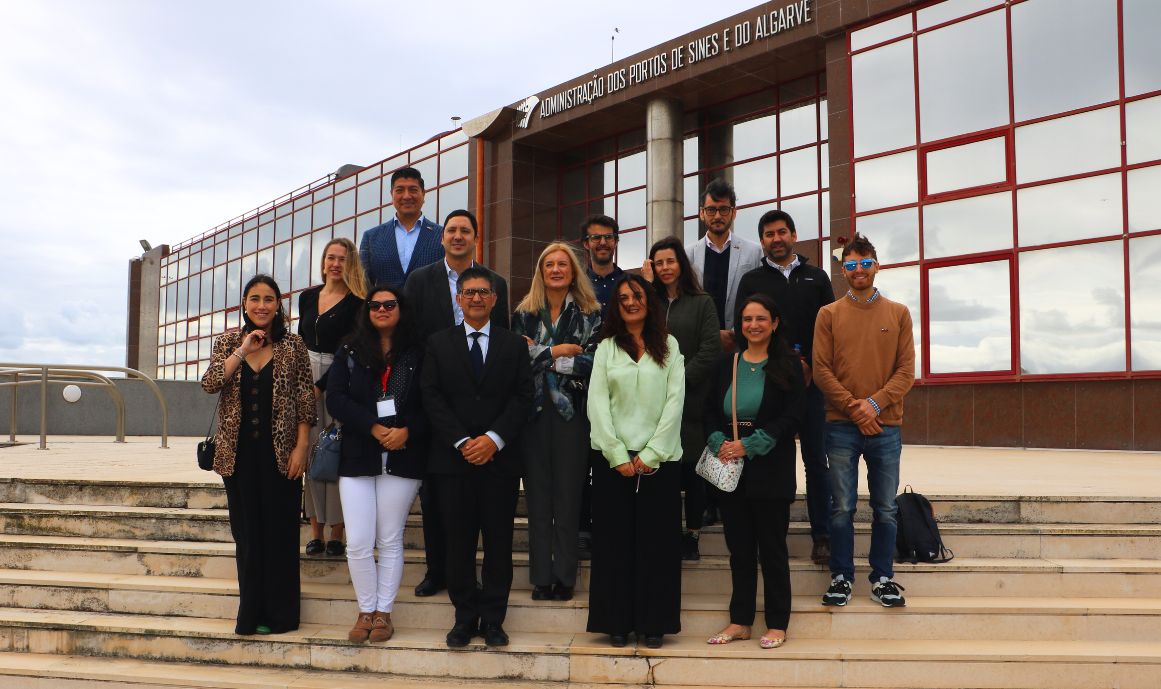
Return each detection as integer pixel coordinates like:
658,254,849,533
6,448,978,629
201,168,915,652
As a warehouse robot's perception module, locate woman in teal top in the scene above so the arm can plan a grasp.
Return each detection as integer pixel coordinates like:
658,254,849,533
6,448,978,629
643,235,721,561
703,293,804,649
586,273,685,649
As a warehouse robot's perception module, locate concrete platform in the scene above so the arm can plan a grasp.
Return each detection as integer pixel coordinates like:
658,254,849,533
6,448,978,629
2,435,1159,496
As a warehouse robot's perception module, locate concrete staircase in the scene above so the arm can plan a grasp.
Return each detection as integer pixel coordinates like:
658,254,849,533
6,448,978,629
0,475,1160,688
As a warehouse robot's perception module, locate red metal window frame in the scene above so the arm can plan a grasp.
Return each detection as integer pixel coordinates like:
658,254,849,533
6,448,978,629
847,0,1161,385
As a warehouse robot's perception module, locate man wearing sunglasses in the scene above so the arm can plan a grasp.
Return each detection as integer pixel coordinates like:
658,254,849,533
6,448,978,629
684,179,763,351
403,209,510,599
421,267,533,649
812,234,915,610
736,209,835,566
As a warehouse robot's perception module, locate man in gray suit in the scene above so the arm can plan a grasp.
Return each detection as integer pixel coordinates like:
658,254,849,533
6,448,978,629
684,178,763,350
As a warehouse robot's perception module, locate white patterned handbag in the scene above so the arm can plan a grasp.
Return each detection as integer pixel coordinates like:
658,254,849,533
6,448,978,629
695,353,744,492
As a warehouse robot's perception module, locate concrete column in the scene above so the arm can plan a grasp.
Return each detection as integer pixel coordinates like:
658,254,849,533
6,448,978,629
127,246,166,378
645,97,683,246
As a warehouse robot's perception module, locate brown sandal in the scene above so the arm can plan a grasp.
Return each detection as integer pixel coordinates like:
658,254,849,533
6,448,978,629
348,612,373,643
707,625,751,644
369,611,393,642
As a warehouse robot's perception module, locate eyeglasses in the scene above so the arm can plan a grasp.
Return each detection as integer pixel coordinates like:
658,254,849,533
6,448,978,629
842,258,878,271
367,299,398,312
585,234,618,244
701,206,735,216
459,287,494,299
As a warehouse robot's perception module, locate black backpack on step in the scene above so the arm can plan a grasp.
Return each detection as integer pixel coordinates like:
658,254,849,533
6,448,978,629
895,485,953,564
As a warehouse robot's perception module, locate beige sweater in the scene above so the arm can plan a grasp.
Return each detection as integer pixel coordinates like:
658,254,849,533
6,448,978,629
812,292,915,426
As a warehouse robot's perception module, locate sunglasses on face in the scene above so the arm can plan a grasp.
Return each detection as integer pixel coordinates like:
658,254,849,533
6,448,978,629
367,299,398,312
842,258,877,271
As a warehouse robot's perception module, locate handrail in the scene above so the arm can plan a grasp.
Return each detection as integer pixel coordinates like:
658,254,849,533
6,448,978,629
0,363,169,450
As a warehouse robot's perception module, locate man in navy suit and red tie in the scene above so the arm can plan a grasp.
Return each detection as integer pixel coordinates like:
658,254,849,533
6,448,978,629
359,167,444,289
421,266,534,649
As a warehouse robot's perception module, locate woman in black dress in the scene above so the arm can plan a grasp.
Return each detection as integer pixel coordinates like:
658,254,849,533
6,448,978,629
202,274,315,635
703,293,804,649
297,237,366,556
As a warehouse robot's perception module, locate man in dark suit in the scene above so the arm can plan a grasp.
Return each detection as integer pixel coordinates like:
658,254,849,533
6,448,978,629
404,209,510,598
421,266,533,648
359,167,445,289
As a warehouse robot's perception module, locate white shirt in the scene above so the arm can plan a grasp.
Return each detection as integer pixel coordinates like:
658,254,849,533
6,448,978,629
455,320,505,451
765,254,800,279
705,231,733,255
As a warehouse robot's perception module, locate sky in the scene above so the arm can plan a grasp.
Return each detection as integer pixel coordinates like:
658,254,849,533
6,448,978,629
0,0,759,369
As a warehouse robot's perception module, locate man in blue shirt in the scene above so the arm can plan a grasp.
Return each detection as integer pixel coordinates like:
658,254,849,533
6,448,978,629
359,167,444,289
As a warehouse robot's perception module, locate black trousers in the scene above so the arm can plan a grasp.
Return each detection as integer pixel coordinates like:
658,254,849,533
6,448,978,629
435,471,520,627
680,420,706,531
419,480,446,581
523,406,590,587
223,443,302,635
718,492,792,631
587,460,682,637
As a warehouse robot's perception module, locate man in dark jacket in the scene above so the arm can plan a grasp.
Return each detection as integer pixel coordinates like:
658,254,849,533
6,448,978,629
404,209,509,598
421,266,533,649
736,209,835,564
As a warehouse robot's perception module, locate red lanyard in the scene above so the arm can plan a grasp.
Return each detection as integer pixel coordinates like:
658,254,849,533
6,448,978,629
380,364,393,395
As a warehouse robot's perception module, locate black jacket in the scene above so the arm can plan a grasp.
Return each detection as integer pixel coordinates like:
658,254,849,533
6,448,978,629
703,352,805,501
403,260,510,341
735,255,834,364
420,322,534,478
326,345,428,479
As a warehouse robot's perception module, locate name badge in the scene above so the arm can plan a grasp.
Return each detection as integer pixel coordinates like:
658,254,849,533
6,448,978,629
377,396,397,418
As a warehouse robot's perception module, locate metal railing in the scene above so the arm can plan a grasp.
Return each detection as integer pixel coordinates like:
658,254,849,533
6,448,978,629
0,363,169,450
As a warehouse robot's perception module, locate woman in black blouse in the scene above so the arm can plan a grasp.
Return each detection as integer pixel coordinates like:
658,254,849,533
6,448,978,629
297,237,366,556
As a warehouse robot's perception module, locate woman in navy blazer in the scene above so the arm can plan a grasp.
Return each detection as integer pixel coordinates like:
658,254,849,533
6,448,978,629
326,284,428,644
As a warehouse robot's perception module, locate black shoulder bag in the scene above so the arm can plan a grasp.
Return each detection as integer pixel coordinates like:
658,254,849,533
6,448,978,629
197,394,222,472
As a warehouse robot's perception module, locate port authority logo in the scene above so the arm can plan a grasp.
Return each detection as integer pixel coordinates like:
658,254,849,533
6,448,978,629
516,96,540,129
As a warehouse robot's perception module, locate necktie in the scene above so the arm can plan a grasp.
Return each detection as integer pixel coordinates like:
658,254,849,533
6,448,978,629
469,331,484,379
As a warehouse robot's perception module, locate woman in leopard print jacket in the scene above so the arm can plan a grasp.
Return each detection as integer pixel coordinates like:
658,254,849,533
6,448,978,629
202,274,315,636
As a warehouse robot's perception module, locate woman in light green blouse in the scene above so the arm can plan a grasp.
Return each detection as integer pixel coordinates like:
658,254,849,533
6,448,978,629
586,273,686,650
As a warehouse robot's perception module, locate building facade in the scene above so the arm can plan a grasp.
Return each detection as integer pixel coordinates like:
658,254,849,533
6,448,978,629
128,0,1161,450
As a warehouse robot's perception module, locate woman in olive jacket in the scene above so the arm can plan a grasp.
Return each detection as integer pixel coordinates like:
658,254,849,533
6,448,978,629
702,293,805,649
643,235,721,560
325,285,428,644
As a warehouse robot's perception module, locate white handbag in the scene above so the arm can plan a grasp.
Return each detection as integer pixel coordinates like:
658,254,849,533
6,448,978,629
695,353,744,492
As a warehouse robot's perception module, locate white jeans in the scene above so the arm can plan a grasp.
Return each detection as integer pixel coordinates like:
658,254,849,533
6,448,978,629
339,473,421,613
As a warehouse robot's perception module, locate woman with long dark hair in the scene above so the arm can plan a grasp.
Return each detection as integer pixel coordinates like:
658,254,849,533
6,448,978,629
325,284,427,643
643,235,721,561
703,293,804,649
586,273,685,649
298,236,367,557
202,274,315,636
513,242,602,602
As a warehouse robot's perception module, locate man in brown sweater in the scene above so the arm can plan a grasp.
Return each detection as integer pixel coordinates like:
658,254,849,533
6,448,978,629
812,234,914,609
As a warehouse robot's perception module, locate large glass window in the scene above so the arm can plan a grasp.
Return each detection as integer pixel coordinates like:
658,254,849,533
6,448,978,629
850,0,1158,380
154,131,470,379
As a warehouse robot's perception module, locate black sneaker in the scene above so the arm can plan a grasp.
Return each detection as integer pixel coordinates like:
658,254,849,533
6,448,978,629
870,577,906,607
681,531,700,561
821,574,852,606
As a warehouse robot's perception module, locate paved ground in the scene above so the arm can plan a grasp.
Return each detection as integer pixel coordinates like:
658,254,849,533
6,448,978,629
1,435,1158,497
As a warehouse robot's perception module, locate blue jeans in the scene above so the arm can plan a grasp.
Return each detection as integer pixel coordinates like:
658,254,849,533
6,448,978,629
826,422,901,583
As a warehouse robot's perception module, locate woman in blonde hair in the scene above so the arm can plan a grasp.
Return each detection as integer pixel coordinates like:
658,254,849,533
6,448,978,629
513,242,602,601
297,237,367,557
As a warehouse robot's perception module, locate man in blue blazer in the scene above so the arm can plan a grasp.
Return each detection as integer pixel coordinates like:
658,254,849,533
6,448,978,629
359,167,445,289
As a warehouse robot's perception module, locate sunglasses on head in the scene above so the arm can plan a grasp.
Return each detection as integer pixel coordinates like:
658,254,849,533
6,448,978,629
367,299,398,312
842,258,877,271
